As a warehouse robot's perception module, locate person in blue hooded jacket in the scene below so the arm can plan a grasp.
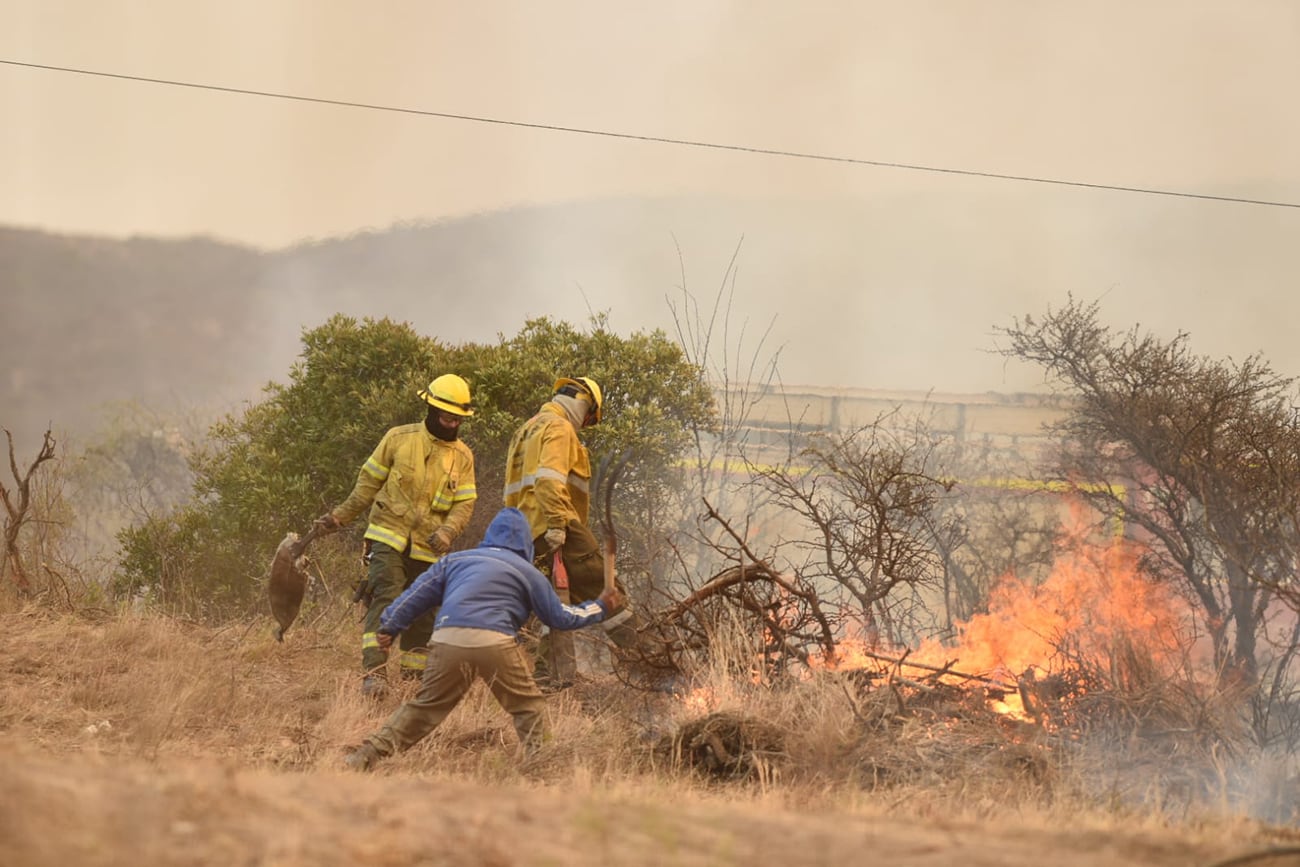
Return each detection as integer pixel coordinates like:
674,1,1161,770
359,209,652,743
344,506,625,771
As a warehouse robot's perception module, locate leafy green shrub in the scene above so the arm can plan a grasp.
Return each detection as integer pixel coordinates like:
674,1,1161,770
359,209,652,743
113,313,715,618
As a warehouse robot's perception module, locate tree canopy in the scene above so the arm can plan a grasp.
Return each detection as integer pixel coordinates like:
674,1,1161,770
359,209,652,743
115,313,716,615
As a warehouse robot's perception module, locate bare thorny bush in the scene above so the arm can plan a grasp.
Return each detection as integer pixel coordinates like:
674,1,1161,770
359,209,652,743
0,427,106,612
641,265,998,704
1,405,206,616
994,297,1300,755
652,247,961,672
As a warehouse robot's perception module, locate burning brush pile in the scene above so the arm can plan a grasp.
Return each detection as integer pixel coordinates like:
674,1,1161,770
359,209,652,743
625,536,1285,817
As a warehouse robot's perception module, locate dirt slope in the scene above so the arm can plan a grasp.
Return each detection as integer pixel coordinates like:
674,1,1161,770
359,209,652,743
0,607,1293,867
2,743,1265,867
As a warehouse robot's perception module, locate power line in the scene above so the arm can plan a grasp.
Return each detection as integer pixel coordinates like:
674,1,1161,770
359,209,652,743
4,57,1300,211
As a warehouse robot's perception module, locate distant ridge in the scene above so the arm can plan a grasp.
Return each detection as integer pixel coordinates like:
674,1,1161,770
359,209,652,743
7,188,1295,446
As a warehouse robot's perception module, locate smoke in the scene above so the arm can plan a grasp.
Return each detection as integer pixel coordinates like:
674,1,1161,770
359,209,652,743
253,191,1300,400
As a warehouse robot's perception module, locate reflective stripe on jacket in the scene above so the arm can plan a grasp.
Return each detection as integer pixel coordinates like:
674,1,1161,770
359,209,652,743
502,402,590,538
333,423,476,562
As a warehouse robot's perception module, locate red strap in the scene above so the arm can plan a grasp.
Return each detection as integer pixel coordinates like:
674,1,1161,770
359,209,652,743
552,550,570,591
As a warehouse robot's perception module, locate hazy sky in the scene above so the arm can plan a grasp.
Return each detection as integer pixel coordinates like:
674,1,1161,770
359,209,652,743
4,1,1300,396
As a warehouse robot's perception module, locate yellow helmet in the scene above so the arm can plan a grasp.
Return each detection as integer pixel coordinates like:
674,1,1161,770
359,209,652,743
553,376,603,424
418,374,474,417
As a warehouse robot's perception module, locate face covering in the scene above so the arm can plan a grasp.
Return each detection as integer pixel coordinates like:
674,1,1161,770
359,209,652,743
551,393,591,429
425,407,461,441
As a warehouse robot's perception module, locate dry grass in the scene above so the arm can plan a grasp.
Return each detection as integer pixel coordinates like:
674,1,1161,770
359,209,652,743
2,598,1299,865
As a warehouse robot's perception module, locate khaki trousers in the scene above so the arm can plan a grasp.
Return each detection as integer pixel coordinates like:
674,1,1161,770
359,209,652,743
366,639,546,757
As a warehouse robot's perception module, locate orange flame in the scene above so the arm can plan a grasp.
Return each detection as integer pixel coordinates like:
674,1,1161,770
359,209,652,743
914,537,1190,681
679,507,1202,722
809,511,1197,720
682,686,716,715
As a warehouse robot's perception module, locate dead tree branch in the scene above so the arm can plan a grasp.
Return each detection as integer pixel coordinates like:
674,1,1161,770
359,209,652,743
843,646,1017,691
2,428,57,593
700,496,838,657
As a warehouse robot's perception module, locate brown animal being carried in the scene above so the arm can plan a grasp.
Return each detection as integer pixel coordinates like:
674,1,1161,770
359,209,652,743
267,522,328,641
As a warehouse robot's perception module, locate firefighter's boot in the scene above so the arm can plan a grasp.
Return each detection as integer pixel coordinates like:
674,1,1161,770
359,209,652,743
344,743,381,772
361,674,388,700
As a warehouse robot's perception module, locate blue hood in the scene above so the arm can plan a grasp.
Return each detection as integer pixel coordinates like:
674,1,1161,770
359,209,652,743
480,507,535,562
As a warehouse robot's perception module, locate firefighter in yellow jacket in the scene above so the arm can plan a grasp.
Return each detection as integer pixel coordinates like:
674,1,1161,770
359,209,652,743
503,375,640,687
318,374,477,697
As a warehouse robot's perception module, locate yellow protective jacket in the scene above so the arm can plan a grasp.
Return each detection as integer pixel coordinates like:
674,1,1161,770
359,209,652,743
332,423,477,563
503,401,590,538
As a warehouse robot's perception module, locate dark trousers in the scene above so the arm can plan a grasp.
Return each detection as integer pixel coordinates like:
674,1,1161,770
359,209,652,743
361,541,436,676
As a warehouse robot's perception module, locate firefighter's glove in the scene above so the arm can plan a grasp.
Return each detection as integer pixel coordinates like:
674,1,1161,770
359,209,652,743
427,526,456,555
315,512,342,533
543,528,567,552
376,630,396,650
598,586,628,617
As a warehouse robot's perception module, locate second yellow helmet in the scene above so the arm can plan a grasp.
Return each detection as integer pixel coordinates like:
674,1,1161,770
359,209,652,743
553,376,603,424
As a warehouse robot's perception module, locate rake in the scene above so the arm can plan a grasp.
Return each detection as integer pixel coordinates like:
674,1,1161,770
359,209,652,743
596,449,634,592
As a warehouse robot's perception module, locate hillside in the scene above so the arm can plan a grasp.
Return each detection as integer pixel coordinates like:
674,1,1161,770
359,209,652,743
0,201,707,446
1,226,267,444
1,602,1291,867
9,190,1299,451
